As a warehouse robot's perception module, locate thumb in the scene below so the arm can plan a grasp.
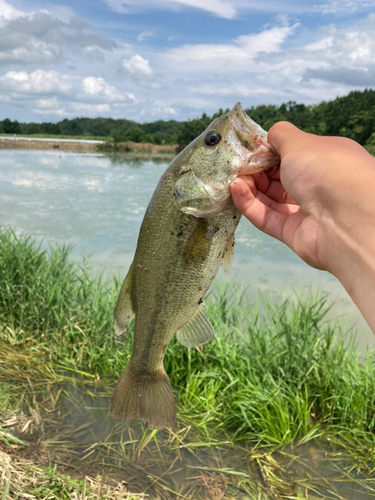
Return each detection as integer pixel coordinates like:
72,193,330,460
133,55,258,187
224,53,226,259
267,121,308,157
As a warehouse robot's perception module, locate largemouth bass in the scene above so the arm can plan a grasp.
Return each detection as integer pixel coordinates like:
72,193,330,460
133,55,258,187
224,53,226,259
111,103,279,429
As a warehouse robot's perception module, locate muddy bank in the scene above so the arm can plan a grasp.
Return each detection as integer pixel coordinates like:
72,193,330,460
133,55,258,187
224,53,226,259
0,138,178,157
0,138,99,153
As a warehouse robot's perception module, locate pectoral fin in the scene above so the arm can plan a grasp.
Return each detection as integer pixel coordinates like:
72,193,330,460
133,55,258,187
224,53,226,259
114,263,135,336
221,234,235,276
176,304,215,348
182,224,211,267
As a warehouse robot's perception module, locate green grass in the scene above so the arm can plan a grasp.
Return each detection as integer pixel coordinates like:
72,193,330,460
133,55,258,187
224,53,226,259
0,451,144,500
1,227,375,499
1,228,375,444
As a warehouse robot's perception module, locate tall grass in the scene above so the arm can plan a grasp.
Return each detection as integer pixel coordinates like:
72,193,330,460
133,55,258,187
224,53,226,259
1,228,375,448
0,229,120,375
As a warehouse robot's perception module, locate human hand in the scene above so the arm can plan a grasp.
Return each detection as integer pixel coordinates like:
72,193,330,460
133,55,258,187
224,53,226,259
231,121,375,332
230,121,375,273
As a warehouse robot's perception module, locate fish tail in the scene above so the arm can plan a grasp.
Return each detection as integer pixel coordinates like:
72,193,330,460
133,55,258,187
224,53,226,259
110,362,176,429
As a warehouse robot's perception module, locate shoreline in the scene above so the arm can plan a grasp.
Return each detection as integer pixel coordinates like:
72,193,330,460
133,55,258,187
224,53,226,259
0,138,99,153
0,138,178,157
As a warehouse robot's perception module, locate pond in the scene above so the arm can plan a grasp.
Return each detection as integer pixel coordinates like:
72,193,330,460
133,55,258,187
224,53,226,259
2,148,375,499
1,148,373,351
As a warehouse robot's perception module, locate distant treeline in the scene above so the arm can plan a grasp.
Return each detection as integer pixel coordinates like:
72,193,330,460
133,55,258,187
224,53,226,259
1,88,375,153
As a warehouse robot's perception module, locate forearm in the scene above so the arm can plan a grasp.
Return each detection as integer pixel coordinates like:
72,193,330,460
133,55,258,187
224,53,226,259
318,161,375,333
322,220,375,333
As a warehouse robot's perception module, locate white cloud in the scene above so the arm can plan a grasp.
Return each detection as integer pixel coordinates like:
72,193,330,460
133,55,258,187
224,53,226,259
317,0,375,14
101,0,331,17
0,42,60,64
162,25,296,72
33,97,67,116
122,54,154,79
75,103,111,114
103,0,237,18
0,5,116,64
137,31,154,42
138,101,177,118
0,70,72,94
188,84,276,97
0,0,374,125
82,76,125,102
303,14,375,74
36,97,61,109
236,25,298,53
0,0,23,24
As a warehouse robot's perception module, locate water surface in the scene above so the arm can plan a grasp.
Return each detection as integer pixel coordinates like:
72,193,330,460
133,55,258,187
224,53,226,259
1,149,373,350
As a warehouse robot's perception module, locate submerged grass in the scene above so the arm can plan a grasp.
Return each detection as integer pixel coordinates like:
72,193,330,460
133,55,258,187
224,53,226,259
1,227,375,499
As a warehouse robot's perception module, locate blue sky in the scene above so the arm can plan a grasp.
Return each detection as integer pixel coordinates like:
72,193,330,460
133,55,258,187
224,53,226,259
0,0,374,123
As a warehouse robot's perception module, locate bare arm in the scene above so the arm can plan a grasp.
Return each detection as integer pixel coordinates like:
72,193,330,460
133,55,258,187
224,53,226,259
231,121,375,333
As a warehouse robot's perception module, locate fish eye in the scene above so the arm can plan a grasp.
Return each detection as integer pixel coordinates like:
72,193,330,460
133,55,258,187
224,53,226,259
204,131,221,146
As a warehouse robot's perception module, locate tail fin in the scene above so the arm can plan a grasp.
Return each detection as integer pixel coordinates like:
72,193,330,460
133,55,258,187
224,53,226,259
110,363,176,429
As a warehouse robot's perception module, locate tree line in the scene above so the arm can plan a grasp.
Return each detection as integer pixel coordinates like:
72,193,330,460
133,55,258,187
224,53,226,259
1,88,374,153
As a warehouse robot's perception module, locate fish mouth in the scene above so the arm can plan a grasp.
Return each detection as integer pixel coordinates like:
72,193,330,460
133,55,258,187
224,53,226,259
227,102,280,177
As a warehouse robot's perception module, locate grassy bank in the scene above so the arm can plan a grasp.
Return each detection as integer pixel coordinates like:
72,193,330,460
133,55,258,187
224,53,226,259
1,228,375,499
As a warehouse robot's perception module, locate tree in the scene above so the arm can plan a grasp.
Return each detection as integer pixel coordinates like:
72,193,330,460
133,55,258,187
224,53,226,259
177,113,211,149
40,122,61,135
2,118,21,134
27,123,41,135
124,126,146,143
340,110,375,145
111,129,125,143
365,132,375,156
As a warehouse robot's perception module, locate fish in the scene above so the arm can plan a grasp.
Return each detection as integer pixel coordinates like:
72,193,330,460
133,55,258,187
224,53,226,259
111,103,279,429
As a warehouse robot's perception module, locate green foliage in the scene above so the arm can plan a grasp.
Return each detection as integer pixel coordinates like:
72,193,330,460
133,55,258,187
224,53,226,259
40,122,61,135
0,229,118,376
2,88,374,147
124,125,146,142
365,132,375,156
1,229,375,448
177,113,212,149
1,118,21,134
32,465,86,498
169,286,375,442
26,122,41,135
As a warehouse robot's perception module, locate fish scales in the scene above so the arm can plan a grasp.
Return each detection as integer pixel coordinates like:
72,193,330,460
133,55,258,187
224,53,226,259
131,170,240,373
111,103,279,429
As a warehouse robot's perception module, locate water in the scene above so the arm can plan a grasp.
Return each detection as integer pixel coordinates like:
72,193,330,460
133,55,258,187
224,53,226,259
32,380,375,499
2,147,374,497
1,148,373,351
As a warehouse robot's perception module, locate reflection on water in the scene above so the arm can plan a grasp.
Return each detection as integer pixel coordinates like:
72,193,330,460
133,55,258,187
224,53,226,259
1,149,373,350
39,382,374,499
278,445,373,500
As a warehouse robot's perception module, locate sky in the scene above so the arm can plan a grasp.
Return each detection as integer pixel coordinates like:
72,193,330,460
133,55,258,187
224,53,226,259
0,0,374,123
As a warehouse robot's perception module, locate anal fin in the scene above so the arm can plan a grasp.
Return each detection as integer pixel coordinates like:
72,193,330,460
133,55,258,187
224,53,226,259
176,304,215,348
114,263,135,336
